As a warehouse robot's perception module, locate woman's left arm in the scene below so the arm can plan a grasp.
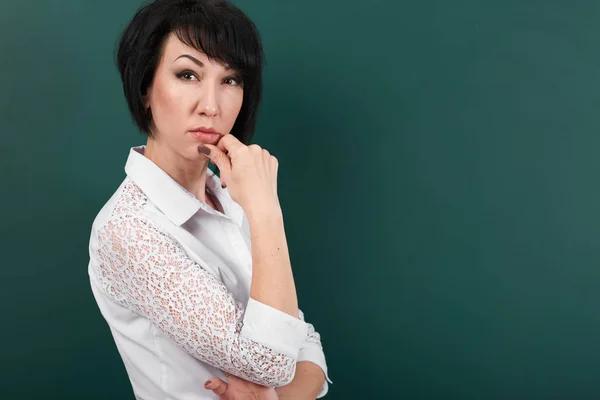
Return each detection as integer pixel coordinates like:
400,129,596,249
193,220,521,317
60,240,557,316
211,309,331,399
275,361,325,400
276,309,331,399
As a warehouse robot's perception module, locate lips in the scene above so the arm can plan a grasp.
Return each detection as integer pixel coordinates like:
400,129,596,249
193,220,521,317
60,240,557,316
189,128,220,144
190,126,217,134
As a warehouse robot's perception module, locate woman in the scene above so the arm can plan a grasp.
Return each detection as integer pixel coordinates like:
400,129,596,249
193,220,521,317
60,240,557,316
87,0,331,398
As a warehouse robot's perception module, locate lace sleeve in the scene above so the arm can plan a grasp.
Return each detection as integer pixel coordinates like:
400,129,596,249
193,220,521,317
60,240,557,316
94,214,300,387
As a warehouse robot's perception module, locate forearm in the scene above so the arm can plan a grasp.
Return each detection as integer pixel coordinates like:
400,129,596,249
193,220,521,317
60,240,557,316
247,206,299,318
275,361,326,400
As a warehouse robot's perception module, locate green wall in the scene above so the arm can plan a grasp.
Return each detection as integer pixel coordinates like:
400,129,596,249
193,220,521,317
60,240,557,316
2,1,600,398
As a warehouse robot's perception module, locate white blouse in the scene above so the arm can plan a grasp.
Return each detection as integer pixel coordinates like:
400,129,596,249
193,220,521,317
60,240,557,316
88,146,330,399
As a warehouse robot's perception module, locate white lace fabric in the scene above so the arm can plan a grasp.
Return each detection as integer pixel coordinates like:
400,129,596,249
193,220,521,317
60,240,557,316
94,183,298,386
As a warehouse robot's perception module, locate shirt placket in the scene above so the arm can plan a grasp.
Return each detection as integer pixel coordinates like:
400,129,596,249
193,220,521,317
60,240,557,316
218,216,252,296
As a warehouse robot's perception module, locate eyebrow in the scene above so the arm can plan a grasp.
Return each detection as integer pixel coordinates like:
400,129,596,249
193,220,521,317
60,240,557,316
174,54,231,70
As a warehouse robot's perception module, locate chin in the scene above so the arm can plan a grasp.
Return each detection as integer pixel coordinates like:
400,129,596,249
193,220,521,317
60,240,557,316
171,143,200,161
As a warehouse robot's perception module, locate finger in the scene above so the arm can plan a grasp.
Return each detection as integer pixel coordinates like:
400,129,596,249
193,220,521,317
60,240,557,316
198,144,232,188
248,144,262,152
262,148,271,166
216,134,248,159
204,378,228,396
271,156,278,192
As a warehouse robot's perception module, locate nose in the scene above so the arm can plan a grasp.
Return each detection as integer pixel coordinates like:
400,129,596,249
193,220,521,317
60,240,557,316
197,82,218,117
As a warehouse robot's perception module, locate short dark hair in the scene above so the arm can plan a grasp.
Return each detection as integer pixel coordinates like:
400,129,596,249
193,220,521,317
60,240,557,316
116,0,264,144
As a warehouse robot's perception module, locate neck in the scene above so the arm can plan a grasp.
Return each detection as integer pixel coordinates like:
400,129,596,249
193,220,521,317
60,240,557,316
143,136,210,202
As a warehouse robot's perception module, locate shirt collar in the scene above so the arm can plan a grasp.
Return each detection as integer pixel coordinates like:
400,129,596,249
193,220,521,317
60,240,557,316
124,145,235,226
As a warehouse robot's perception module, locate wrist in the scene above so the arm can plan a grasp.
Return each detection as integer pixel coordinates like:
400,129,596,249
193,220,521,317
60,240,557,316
245,201,283,222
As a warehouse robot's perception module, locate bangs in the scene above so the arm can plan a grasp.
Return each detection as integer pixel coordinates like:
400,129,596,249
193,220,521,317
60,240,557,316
172,13,261,80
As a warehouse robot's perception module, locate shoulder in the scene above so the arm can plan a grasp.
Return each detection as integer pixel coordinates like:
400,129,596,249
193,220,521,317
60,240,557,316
89,178,171,266
91,178,188,255
90,178,150,233
112,179,149,217
90,180,193,288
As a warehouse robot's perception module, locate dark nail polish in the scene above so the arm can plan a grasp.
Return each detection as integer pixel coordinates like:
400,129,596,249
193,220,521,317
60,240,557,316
198,145,210,156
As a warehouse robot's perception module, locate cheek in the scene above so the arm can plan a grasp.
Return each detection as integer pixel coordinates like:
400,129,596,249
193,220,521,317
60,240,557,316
149,76,191,132
222,91,244,127
153,85,183,119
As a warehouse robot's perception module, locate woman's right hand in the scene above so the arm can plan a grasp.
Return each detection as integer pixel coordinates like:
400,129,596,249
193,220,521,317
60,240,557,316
204,374,279,400
198,134,281,217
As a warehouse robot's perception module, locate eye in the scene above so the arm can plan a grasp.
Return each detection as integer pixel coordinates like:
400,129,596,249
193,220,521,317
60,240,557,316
176,70,198,81
224,75,242,87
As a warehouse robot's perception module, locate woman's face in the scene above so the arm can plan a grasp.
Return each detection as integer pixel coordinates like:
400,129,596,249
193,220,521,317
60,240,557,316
144,32,244,159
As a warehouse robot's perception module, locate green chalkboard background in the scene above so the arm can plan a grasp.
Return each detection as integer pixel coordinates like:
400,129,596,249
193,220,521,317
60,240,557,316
2,0,600,398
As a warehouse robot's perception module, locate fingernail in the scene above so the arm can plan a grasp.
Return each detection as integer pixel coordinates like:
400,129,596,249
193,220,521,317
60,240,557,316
204,380,211,388
198,145,210,156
